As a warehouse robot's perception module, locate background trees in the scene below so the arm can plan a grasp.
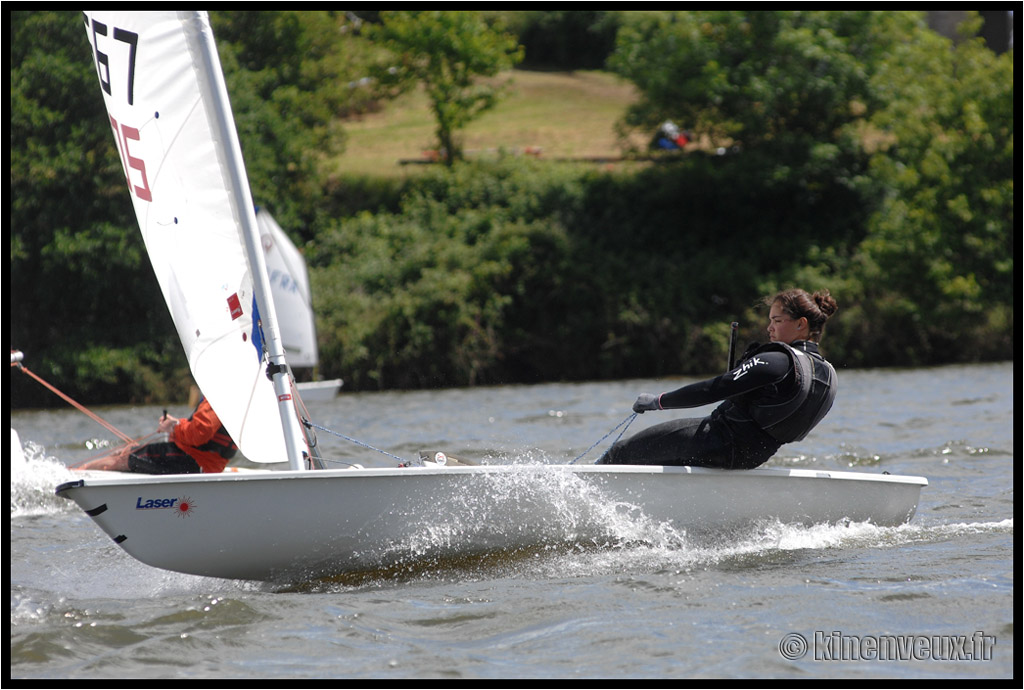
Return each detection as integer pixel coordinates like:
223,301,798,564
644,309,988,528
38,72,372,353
11,11,369,405
11,12,184,405
366,11,524,165
607,10,1014,366
10,11,1013,406
211,11,376,235
848,13,1015,364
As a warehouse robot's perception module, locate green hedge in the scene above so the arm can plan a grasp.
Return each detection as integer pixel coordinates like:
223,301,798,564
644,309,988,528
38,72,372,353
308,154,1011,392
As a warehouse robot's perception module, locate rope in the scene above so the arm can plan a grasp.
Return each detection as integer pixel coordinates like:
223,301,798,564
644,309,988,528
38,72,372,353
12,351,637,469
68,431,164,470
302,420,409,464
289,377,326,469
11,355,169,469
571,412,638,464
304,412,638,468
12,359,135,444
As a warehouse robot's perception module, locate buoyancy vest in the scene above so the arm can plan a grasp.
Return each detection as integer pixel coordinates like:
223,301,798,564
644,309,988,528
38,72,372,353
185,399,237,460
725,342,837,443
197,425,238,459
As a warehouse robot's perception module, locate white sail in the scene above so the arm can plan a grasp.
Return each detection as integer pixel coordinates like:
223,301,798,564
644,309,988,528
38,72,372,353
83,11,305,465
257,208,318,368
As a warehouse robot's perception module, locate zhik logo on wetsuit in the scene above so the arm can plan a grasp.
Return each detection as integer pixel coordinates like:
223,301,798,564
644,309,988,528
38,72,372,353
732,356,768,381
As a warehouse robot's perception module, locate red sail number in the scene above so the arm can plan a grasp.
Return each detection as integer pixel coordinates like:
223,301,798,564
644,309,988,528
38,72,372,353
86,17,150,202
109,115,152,202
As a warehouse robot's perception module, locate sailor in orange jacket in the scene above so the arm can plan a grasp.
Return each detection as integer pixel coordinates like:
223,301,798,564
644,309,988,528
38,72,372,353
78,397,237,474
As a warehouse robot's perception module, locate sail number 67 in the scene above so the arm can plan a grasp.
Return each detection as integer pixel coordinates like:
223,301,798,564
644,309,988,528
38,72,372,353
84,14,152,202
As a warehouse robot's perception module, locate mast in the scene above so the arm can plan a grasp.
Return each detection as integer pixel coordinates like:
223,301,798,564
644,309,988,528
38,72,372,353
187,13,306,471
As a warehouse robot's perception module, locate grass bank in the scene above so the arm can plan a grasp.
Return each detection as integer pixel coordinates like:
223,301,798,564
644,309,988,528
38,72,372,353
331,70,644,178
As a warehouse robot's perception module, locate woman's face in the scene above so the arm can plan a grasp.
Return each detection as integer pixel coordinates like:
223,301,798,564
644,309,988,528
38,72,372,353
767,301,807,343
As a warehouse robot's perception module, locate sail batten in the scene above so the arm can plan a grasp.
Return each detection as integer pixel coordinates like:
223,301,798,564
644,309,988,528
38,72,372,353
84,11,306,467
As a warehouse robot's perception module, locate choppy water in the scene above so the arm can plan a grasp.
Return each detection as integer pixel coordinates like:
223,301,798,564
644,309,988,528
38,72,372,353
10,363,1014,679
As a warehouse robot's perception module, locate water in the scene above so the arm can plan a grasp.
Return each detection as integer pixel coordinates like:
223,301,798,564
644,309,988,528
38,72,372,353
10,363,1014,679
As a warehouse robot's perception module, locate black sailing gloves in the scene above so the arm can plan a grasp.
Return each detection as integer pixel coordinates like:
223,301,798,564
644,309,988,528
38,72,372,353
633,393,662,413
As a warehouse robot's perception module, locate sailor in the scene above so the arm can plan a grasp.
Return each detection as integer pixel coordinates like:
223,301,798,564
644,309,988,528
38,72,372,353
77,395,237,474
598,289,838,469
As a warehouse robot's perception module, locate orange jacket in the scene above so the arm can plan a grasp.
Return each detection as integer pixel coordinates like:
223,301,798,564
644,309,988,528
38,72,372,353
172,399,237,473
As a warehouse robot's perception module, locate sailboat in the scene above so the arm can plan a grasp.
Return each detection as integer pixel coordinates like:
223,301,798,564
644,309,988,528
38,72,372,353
257,206,342,401
57,11,926,582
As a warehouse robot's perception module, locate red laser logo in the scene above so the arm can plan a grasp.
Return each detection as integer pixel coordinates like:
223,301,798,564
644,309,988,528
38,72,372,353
174,496,196,518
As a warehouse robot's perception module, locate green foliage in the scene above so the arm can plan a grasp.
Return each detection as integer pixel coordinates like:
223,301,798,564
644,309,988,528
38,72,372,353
311,159,575,388
10,11,180,407
367,11,524,165
511,10,622,70
10,11,375,405
851,17,1015,363
610,11,886,170
211,11,375,234
311,10,1012,389
609,9,1013,366
10,10,1013,407
310,156,864,389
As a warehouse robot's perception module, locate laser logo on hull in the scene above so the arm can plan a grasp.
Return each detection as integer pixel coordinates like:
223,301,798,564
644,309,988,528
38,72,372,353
135,496,197,517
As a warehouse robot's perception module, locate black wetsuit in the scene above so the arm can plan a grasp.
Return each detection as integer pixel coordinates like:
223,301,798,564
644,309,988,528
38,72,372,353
598,341,835,469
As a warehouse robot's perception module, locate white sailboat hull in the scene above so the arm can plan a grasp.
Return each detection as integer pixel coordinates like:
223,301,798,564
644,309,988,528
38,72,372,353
57,465,926,581
295,378,344,401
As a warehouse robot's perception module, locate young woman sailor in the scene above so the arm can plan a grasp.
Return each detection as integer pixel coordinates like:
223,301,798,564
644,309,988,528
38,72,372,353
598,289,838,470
